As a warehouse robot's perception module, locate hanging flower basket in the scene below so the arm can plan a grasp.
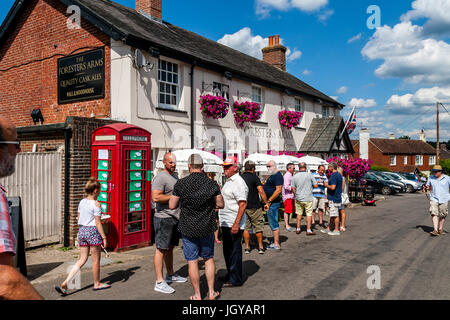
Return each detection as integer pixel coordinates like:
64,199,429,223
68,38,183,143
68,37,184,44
278,110,303,129
199,94,229,119
326,157,372,181
232,101,262,126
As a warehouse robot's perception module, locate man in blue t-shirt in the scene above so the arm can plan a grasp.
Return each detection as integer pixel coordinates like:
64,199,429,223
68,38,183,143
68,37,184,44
263,160,284,250
311,165,328,228
325,162,342,236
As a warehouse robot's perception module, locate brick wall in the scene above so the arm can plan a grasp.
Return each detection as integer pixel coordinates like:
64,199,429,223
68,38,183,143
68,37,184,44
0,0,111,127
262,46,287,71
351,142,433,172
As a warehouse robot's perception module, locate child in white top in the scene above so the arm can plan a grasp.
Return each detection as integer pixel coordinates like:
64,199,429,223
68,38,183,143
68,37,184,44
55,177,110,295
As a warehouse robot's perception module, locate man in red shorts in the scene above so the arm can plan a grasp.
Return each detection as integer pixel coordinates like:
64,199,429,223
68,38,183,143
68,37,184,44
282,163,296,232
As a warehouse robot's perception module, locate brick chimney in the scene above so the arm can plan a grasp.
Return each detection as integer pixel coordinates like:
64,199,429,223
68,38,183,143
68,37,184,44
262,35,287,71
136,0,162,21
389,133,395,140
360,128,370,160
419,129,426,142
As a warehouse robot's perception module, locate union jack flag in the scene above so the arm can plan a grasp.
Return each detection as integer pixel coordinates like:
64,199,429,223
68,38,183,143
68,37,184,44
346,111,357,135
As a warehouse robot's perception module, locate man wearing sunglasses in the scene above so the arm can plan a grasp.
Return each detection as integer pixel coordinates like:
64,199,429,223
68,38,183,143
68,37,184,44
0,117,42,299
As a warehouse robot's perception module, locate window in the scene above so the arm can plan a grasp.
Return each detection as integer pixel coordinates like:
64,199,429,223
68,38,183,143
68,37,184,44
404,156,408,165
158,59,179,109
415,155,423,166
252,86,263,118
429,155,436,165
390,155,396,166
322,106,329,118
295,98,305,127
213,82,229,102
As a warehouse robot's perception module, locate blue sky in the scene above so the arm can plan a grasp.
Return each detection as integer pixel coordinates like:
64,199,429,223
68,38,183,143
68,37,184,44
1,0,449,141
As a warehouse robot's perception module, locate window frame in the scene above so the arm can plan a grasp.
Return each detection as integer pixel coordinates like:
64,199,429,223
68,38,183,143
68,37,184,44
158,58,180,110
294,98,305,128
429,155,436,165
415,155,423,166
404,156,408,165
322,106,329,118
252,85,264,120
390,155,396,166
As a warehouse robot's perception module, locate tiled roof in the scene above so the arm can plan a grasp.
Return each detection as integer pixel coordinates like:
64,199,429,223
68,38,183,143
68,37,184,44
370,139,435,155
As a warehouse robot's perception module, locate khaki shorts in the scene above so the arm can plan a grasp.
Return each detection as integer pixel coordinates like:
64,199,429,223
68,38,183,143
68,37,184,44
245,208,265,233
312,197,326,211
430,201,448,218
295,201,313,217
328,201,341,218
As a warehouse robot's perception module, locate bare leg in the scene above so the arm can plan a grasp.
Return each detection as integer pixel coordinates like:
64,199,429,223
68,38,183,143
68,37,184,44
439,218,445,232
204,257,218,299
340,209,347,229
312,212,316,225
318,209,324,225
243,230,251,250
91,246,108,289
255,232,264,249
273,229,280,247
187,260,201,300
61,246,89,289
432,215,439,231
164,246,174,276
154,248,166,283
284,213,291,229
334,217,340,232
306,216,312,231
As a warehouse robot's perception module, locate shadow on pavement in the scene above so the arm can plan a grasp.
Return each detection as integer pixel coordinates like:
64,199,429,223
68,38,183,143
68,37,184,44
415,225,434,233
101,266,141,285
215,260,260,295
27,262,64,281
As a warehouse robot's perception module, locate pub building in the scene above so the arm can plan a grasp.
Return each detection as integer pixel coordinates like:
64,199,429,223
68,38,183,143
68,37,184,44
0,0,353,247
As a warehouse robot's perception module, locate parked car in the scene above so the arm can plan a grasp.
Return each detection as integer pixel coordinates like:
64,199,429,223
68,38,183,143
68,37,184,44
369,171,407,193
383,172,421,193
363,173,403,195
397,172,424,190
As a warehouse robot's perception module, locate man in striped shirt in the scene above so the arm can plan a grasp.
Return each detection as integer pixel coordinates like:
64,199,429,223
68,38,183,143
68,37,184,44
311,165,328,228
0,117,42,299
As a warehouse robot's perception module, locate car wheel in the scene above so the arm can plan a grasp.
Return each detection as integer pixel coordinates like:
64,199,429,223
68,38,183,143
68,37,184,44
381,186,392,195
406,185,414,193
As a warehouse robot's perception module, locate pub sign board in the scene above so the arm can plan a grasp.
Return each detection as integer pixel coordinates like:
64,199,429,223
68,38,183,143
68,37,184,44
58,47,105,104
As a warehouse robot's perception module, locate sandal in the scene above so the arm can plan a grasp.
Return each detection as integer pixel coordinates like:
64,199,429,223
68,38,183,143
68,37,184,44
93,283,111,291
54,285,68,296
206,291,220,300
340,227,346,232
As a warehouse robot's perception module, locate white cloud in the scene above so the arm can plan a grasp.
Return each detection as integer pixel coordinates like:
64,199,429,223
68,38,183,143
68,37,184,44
348,98,377,108
401,0,450,36
318,9,334,24
302,69,311,75
347,33,362,44
291,0,328,12
255,0,329,18
336,86,348,94
386,86,450,114
330,95,338,101
217,27,302,63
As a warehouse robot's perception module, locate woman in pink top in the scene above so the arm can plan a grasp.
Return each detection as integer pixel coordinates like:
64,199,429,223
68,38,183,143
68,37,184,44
282,163,296,231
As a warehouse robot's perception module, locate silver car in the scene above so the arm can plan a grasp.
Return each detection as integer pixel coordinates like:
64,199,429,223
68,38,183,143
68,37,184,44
383,172,421,193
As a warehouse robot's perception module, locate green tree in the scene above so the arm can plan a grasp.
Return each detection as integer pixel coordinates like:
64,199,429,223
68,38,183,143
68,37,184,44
440,159,450,175
398,136,411,140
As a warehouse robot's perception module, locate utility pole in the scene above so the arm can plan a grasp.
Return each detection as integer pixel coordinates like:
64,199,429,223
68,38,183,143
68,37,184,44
437,102,440,162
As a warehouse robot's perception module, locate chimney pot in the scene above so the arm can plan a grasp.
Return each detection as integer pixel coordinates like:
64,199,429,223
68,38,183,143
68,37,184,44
274,35,280,46
262,35,287,71
269,36,274,47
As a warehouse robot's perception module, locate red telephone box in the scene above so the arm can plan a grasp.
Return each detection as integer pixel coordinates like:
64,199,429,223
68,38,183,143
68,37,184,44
91,124,151,251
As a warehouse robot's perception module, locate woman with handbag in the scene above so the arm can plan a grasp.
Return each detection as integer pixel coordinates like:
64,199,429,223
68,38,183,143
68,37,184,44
337,167,349,232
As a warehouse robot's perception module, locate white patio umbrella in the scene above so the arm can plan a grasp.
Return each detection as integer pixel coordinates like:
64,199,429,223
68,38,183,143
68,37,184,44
298,155,328,171
243,153,276,172
156,149,224,173
273,155,301,169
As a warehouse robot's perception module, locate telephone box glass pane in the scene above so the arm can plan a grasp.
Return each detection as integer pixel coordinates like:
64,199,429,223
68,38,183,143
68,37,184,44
129,181,142,191
130,150,143,159
130,171,142,181
128,212,142,222
129,191,142,201
98,171,109,181
128,222,143,233
100,182,108,191
100,203,108,213
97,160,109,170
130,161,142,170
98,192,108,202
129,202,142,212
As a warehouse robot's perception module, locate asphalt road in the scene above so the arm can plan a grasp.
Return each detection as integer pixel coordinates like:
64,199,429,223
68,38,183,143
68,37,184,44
34,192,449,300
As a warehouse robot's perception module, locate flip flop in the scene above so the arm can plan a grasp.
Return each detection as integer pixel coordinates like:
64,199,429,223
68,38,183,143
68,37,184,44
54,285,68,296
93,284,111,291
206,291,220,300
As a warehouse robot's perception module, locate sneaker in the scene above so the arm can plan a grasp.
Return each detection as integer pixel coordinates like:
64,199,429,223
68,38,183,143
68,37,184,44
430,230,439,237
258,248,265,254
340,227,346,232
266,243,281,251
165,273,187,284
320,228,329,234
154,281,175,294
244,248,251,254
286,227,295,232
328,230,341,236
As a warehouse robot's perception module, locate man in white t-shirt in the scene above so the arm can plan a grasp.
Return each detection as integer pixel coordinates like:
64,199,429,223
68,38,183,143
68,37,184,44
219,157,248,287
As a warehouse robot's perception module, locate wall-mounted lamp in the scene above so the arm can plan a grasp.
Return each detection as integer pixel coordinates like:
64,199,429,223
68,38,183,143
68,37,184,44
224,71,233,80
31,108,44,125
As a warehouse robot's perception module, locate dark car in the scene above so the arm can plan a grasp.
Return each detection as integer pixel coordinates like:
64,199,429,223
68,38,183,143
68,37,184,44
369,171,406,193
363,173,403,195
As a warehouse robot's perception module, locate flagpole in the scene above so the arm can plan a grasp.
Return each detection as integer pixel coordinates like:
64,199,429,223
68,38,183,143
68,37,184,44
340,106,355,140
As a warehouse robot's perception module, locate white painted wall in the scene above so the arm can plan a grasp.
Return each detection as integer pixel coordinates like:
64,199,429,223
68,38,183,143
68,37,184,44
111,39,341,161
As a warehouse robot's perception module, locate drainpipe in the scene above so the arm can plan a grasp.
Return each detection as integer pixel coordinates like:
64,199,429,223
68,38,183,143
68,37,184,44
190,63,196,149
63,128,72,247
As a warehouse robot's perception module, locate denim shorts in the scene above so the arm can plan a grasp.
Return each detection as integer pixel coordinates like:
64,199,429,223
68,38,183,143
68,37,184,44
154,216,180,250
266,202,281,231
181,233,215,261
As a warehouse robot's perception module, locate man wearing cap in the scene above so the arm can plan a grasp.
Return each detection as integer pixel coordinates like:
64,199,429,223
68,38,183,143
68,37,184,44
219,157,248,287
169,154,224,300
425,165,449,236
